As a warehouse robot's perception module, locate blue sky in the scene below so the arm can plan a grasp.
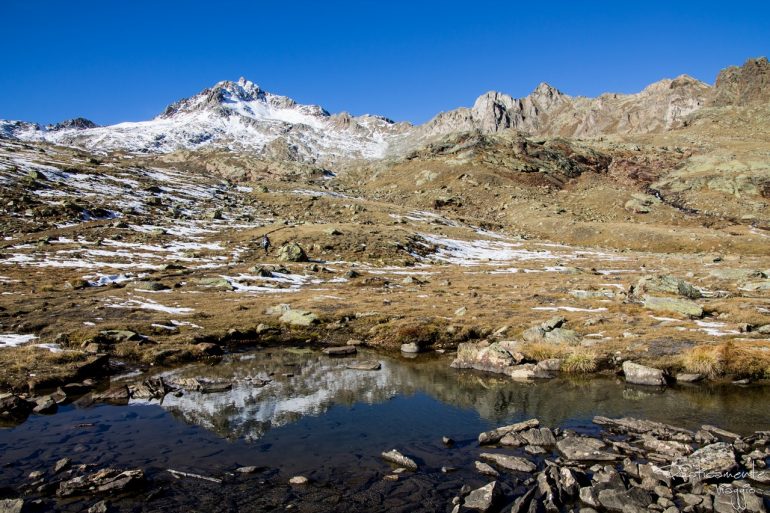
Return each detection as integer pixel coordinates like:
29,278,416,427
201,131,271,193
1,0,768,126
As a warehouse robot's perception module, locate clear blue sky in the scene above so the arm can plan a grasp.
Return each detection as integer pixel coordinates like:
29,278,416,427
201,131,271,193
1,0,768,126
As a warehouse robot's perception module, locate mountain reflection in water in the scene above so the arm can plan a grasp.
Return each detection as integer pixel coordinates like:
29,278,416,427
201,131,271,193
138,348,770,441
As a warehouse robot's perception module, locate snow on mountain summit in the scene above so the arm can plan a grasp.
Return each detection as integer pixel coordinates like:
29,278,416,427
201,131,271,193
1,78,411,165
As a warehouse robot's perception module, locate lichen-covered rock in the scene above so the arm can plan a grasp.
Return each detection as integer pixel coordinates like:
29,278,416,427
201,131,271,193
278,243,308,262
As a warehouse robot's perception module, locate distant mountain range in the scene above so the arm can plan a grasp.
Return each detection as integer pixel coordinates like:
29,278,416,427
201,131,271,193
1,57,767,166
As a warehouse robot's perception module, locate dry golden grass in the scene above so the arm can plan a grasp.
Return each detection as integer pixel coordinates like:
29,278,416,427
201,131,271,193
682,341,770,378
521,342,569,361
561,350,599,374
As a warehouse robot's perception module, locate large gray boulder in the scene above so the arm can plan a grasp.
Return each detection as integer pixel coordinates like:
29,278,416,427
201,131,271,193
278,243,308,262
643,296,703,318
635,275,702,299
279,309,319,326
669,442,737,483
463,481,502,512
622,361,667,386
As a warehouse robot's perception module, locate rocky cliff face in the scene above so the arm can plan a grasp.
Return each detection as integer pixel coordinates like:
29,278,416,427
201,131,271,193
710,57,770,106
418,75,711,141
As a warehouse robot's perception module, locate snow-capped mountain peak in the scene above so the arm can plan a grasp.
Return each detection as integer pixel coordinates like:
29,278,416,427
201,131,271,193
1,78,410,164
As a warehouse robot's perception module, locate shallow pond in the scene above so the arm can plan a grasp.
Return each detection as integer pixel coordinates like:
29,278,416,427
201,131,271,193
1,348,768,511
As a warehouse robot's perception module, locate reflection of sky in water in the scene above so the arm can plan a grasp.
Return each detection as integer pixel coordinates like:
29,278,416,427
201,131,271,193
130,349,770,443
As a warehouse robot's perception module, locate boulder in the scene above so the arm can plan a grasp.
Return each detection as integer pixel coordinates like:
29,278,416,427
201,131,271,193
478,453,536,472
98,330,140,343
92,385,130,405
278,243,308,262
474,461,499,477
643,296,703,318
463,481,502,512
623,361,667,386
0,394,33,421
520,427,557,447
635,275,702,300
0,499,24,513
557,436,621,461
669,442,736,483
32,395,58,414
279,309,319,326
478,418,540,445
597,488,653,513
198,277,234,290
400,342,421,353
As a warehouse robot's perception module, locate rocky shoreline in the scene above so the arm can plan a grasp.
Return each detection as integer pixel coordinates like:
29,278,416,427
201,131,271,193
1,415,767,513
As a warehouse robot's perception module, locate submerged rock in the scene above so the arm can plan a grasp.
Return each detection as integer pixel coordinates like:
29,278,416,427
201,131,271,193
322,346,356,357
478,418,540,445
381,449,418,471
58,468,145,497
345,360,381,370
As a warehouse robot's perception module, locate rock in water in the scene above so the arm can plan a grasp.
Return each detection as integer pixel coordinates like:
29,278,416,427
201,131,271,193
0,499,24,513
463,481,501,512
622,361,667,386
474,461,499,477
381,449,418,471
345,360,381,370
557,436,621,461
289,476,308,485
479,453,536,472
322,346,356,356
478,418,540,445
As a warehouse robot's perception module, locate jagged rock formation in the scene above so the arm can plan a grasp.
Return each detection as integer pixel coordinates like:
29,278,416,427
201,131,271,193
418,76,710,140
710,57,770,106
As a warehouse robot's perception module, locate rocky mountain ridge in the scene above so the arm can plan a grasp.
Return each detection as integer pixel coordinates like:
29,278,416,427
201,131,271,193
1,58,768,164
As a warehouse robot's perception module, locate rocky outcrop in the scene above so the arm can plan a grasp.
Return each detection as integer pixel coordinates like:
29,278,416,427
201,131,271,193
419,75,710,140
711,57,770,107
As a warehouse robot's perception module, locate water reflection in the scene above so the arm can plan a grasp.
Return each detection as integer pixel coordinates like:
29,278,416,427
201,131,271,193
143,348,770,441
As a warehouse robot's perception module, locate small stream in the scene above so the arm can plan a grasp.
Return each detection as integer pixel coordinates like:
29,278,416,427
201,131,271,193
1,348,768,512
